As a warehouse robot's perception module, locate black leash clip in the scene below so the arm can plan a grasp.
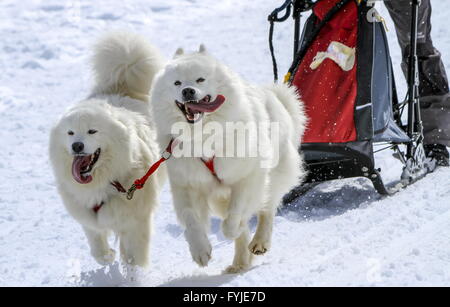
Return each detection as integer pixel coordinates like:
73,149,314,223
126,184,137,200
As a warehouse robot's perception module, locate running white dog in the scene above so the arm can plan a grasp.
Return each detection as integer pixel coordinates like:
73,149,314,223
150,46,306,273
49,32,166,267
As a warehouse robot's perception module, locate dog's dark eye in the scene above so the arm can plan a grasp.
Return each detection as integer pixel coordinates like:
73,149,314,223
88,130,98,135
174,80,182,86
68,131,74,136
196,78,205,83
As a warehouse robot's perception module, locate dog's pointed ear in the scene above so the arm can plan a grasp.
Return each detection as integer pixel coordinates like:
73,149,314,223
174,47,184,58
199,44,207,53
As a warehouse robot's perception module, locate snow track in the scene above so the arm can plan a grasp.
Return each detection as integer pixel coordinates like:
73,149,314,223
0,0,449,286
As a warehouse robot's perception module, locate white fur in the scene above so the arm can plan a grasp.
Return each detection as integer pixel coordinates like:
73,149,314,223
150,47,307,273
92,31,164,102
49,32,166,267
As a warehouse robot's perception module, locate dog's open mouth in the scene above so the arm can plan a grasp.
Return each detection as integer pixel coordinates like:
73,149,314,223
175,95,226,124
71,148,101,184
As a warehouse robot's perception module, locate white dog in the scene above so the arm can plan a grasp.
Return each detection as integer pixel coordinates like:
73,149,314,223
150,46,306,273
49,32,166,268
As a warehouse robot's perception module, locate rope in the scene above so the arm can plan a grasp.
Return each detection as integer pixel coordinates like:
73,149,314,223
269,21,279,82
133,158,167,189
268,0,293,83
126,139,175,200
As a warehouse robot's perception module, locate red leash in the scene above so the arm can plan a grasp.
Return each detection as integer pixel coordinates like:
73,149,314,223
127,139,175,200
126,139,221,200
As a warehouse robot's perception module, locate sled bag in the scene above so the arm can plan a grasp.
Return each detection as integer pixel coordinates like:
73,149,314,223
290,0,409,144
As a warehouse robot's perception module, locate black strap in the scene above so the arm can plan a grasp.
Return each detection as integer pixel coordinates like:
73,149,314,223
269,20,279,82
268,0,293,82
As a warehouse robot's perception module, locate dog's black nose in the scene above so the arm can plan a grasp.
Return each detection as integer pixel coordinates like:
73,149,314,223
182,87,196,100
72,142,84,153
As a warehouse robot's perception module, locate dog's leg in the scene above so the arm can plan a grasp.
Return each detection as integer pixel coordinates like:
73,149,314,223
249,209,274,255
172,184,212,267
83,227,116,265
225,226,253,274
249,144,301,255
119,217,151,268
222,174,264,240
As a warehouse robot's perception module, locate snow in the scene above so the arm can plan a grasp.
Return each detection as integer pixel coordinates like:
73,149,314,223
1,0,449,287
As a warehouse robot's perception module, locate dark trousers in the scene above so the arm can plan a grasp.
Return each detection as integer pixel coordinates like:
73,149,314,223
385,0,450,146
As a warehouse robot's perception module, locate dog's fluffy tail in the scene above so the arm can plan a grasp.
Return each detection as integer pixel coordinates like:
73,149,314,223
92,32,165,102
270,83,307,146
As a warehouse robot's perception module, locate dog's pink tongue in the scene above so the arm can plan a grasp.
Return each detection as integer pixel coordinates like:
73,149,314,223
72,156,93,184
186,95,226,113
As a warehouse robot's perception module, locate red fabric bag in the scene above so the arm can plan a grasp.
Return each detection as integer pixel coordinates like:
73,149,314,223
292,0,358,143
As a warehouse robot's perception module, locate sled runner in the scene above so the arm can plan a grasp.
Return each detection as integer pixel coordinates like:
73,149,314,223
268,0,435,201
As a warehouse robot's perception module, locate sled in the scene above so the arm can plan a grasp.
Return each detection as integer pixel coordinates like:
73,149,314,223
267,0,435,202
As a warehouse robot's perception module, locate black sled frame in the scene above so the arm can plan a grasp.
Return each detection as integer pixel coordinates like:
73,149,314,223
268,0,435,202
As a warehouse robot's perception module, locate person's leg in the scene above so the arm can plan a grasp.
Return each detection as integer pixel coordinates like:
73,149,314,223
385,0,450,164
385,0,449,96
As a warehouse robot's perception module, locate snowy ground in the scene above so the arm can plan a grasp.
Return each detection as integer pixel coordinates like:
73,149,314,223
0,0,449,287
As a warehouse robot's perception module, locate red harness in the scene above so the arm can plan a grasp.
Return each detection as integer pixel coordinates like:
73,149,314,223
126,139,220,200
200,157,220,182
92,202,104,214
92,181,127,213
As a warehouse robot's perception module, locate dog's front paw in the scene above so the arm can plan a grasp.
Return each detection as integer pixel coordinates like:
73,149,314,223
92,248,116,265
249,238,271,255
221,216,243,240
189,236,212,267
